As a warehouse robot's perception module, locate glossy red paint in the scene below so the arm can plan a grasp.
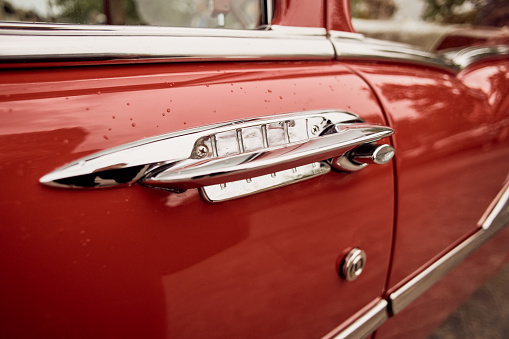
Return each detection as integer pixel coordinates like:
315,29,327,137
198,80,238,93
346,61,509,293
272,0,325,28
325,0,355,33
0,62,394,338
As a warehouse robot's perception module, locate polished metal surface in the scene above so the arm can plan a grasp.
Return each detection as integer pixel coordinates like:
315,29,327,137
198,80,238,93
329,31,509,72
200,162,330,202
323,300,388,339
3,22,507,68
340,248,367,281
329,30,459,72
260,0,274,26
351,144,395,165
141,123,393,189
40,110,362,189
40,109,394,201
482,182,509,230
443,45,509,71
330,154,368,172
389,183,509,314
0,23,333,64
331,143,394,172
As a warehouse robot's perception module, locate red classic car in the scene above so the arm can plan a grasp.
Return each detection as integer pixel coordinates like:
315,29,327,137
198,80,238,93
1,1,508,338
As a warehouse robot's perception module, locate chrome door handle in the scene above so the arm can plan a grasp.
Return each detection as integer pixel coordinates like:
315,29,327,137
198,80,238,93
40,110,394,202
141,123,392,189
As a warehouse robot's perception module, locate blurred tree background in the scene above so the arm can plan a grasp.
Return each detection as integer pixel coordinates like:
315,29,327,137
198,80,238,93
422,0,509,27
351,0,508,27
350,0,397,20
55,0,141,24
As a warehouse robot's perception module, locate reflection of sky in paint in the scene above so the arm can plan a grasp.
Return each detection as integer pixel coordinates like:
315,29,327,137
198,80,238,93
9,0,61,17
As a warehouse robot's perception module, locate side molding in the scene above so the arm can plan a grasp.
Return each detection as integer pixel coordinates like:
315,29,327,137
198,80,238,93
329,30,509,72
324,300,388,339
0,23,333,66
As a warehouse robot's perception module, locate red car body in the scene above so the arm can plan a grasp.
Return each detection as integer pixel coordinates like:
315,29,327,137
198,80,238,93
1,1,508,338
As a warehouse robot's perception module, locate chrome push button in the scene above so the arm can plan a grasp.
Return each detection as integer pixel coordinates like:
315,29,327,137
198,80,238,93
340,248,367,281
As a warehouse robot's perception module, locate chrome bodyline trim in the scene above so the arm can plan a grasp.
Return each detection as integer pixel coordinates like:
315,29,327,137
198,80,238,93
389,183,509,314
0,23,333,63
323,300,388,339
0,22,326,37
442,45,509,71
329,31,509,72
329,30,459,72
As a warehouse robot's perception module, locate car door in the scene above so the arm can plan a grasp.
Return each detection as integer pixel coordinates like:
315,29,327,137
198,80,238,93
326,0,509,337
0,2,395,339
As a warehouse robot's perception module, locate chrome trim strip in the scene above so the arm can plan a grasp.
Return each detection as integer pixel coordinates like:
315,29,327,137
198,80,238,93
329,31,509,72
0,22,327,36
200,161,330,203
442,45,509,71
482,183,509,230
260,0,274,26
329,30,458,72
389,183,509,314
323,300,388,339
0,23,333,63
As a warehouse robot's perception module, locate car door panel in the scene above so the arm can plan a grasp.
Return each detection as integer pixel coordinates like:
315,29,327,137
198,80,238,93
0,61,395,338
344,61,509,292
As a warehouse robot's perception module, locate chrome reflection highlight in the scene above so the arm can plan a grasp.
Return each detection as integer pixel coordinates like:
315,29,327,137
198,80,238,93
329,30,458,71
40,110,360,189
200,162,330,202
443,45,509,71
329,31,509,72
323,300,388,339
340,248,367,281
0,23,333,64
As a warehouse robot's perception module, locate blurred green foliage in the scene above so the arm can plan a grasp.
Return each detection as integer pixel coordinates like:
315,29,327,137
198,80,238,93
56,0,142,24
421,0,477,24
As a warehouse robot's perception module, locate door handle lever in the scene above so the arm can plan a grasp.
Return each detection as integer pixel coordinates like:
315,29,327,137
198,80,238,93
141,123,393,189
40,110,394,202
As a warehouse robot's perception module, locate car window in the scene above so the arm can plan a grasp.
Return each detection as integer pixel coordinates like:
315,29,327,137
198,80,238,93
350,0,509,51
1,0,261,29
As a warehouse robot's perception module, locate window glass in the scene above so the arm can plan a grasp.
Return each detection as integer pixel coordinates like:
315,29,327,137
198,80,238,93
350,0,509,51
1,0,260,29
